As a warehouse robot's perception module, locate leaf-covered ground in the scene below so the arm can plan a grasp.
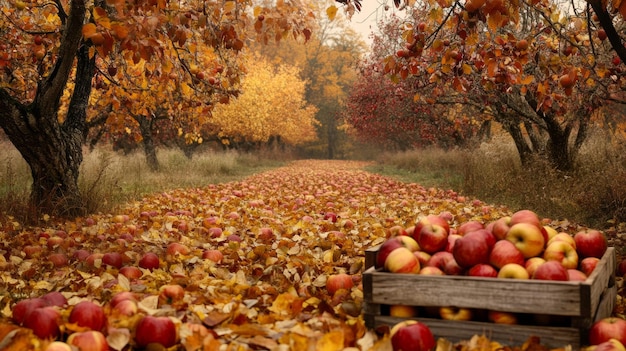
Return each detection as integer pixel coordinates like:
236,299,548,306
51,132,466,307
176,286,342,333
0,160,624,350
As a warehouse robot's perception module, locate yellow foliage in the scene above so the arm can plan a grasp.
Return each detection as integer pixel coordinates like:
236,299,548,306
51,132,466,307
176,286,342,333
211,54,318,145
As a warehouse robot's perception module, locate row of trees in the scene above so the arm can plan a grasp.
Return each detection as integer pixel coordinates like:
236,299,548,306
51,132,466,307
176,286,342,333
343,0,626,171
0,0,363,217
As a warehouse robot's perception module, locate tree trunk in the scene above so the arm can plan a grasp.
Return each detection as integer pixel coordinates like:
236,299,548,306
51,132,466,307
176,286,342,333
135,115,160,171
501,121,534,166
0,0,92,218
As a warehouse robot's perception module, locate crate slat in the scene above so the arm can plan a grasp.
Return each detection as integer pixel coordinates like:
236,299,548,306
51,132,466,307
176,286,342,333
365,315,583,349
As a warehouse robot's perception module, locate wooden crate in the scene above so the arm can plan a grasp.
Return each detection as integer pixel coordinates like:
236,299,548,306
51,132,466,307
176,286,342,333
363,246,617,349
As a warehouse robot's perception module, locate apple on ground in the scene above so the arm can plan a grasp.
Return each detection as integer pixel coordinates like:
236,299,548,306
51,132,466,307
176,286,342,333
44,342,72,351
138,252,160,270
427,251,464,275
389,305,417,317
489,240,525,269
159,284,185,306
439,306,472,321
567,269,588,281
505,223,545,258
467,263,498,278
390,320,436,351
532,261,569,281
488,310,518,324
67,331,108,351
543,241,579,269
326,273,354,296
574,229,608,259
24,306,61,339
617,258,626,277
497,263,530,279
135,315,178,348
385,247,421,273
42,292,67,308
452,232,491,268
589,317,626,346
68,300,107,331
12,298,48,325
580,257,601,276
525,257,546,277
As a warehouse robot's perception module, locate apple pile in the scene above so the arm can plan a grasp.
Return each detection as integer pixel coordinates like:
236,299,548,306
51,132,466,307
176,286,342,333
376,209,611,326
377,209,609,281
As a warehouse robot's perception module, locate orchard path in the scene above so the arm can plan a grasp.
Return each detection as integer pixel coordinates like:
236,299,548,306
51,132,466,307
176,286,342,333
0,160,622,350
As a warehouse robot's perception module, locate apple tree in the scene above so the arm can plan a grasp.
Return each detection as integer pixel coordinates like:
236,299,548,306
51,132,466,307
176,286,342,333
0,0,318,217
358,0,626,170
210,55,319,149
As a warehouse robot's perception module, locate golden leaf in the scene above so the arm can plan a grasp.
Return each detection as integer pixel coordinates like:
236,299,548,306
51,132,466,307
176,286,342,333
326,5,338,21
82,23,97,39
316,330,344,351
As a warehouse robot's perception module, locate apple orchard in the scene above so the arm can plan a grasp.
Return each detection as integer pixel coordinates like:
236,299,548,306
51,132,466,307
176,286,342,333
2,0,626,349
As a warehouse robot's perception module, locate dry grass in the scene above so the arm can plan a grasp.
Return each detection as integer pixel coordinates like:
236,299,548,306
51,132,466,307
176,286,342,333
0,143,286,218
371,129,626,229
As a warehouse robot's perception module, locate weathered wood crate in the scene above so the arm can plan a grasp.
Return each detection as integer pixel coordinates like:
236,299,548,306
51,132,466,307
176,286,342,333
363,246,617,349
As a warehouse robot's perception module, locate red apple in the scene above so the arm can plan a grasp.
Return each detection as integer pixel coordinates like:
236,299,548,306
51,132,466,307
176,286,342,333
509,209,541,228
12,298,47,325
439,306,472,320
42,292,67,308
119,266,143,279
525,257,546,277
376,236,416,269
427,251,463,275
135,315,178,348
413,251,431,267
67,331,108,351
589,317,626,345
490,240,525,269
326,273,354,295
547,232,577,249
102,252,123,268
488,310,518,324
48,253,68,268
580,257,601,276
445,234,462,252
592,339,626,351
452,232,490,268
490,216,511,240
24,245,43,258
202,249,224,263
468,263,498,278
574,229,608,259
73,249,90,262
390,320,436,351
138,252,160,270
419,266,445,275
112,299,138,316
167,242,190,256
567,269,588,281
389,305,417,317
385,247,421,273
414,215,450,239
68,301,107,331
543,241,578,269
387,225,408,237
532,261,569,281
505,223,545,258
159,284,185,305
498,263,530,279
457,220,484,236
617,258,626,277
44,342,73,351
467,229,497,250
24,306,61,339
416,222,449,254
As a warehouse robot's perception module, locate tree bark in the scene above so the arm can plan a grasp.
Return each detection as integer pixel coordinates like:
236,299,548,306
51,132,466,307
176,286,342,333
0,0,92,218
135,115,160,171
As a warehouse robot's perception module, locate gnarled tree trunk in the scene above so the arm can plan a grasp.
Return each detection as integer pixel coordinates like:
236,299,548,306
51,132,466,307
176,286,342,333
0,0,94,219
